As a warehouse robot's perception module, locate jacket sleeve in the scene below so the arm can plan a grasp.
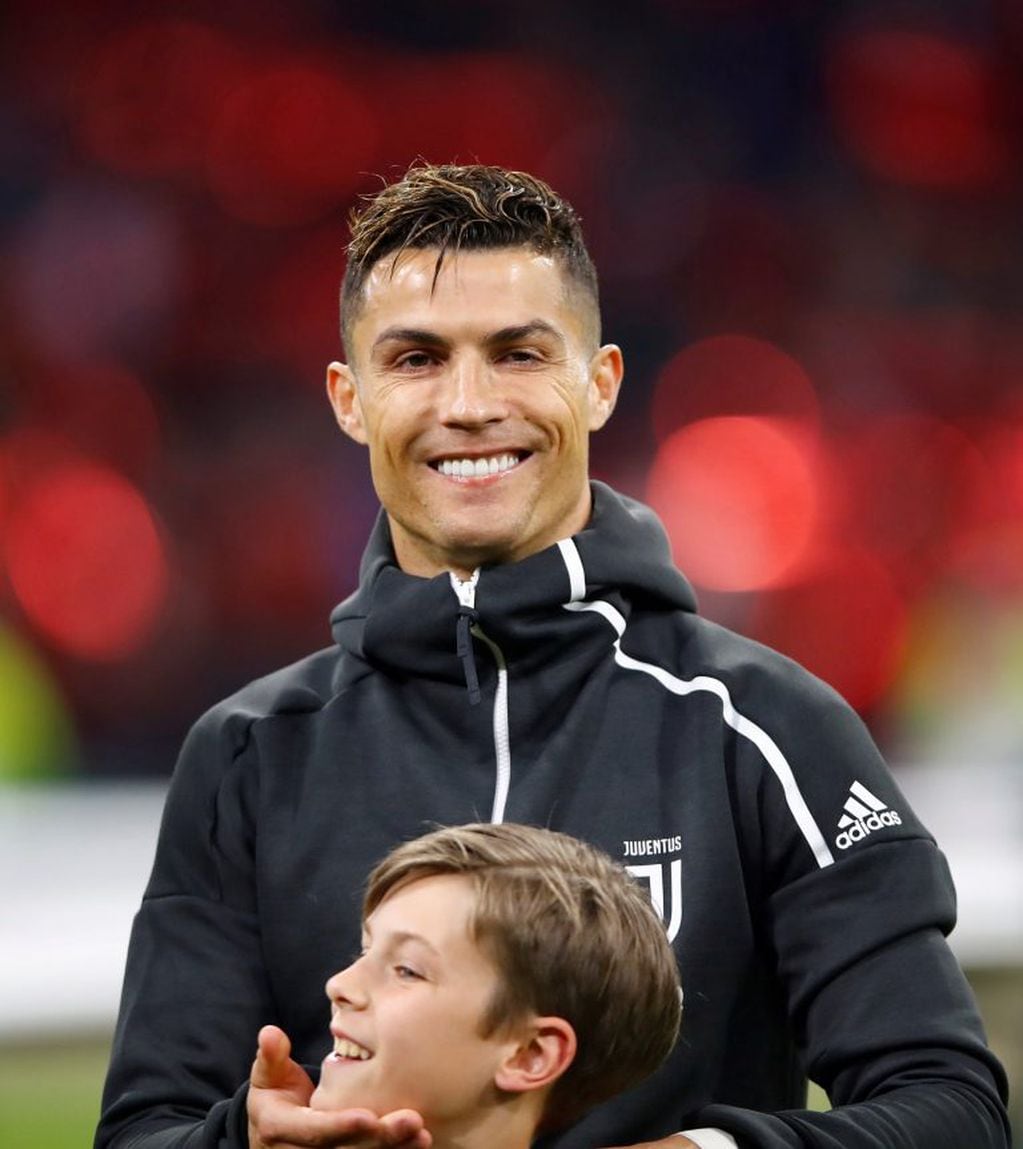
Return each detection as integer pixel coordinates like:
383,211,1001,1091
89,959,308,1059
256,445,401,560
690,668,1011,1149
94,703,269,1149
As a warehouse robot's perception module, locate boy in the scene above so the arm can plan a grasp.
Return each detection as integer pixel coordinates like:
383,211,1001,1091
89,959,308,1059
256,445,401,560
298,822,682,1149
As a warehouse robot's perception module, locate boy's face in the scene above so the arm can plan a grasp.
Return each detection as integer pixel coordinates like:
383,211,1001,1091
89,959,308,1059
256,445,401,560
310,873,524,1135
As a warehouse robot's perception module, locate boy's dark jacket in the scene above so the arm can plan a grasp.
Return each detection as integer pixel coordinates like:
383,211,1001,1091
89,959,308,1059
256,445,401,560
97,483,1010,1149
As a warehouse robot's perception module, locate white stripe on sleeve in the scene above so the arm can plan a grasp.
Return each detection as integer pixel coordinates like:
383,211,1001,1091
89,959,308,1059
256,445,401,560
679,1129,739,1149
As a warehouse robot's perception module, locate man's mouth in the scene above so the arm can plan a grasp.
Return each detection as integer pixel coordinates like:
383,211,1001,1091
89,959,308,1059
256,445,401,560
432,452,525,478
331,1035,372,1061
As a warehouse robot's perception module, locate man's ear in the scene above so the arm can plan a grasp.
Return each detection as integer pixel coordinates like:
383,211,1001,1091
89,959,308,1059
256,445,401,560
326,361,368,445
587,344,623,432
494,1017,577,1096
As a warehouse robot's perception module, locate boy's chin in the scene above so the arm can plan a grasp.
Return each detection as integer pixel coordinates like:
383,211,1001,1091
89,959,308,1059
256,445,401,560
308,1085,332,1112
308,1083,364,1113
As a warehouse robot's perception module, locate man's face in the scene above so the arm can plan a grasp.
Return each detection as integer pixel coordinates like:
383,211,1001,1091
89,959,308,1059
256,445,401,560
328,247,622,578
309,874,522,1135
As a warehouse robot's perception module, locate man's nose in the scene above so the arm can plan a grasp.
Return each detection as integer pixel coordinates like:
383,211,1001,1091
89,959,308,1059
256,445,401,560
439,355,508,426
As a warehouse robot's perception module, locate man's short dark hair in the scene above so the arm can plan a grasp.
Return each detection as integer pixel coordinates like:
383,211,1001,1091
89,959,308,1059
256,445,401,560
341,162,601,352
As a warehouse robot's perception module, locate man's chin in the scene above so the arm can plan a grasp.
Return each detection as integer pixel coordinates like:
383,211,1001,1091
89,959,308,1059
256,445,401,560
391,507,553,576
412,531,525,578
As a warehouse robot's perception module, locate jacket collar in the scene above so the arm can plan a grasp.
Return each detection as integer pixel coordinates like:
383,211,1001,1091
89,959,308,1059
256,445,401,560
329,482,697,685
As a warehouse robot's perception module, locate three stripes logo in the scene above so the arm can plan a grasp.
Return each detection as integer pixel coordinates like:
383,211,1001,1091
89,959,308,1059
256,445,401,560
835,780,902,850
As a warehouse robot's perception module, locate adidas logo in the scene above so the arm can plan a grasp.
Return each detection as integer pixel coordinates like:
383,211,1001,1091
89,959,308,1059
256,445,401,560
834,781,902,850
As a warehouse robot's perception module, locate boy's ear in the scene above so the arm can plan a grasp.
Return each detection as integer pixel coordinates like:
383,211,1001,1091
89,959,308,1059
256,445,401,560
326,361,368,445
494,1017,577,1095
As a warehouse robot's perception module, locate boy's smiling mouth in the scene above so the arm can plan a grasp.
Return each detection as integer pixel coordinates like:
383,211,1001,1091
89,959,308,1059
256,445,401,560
331,1035,372,1061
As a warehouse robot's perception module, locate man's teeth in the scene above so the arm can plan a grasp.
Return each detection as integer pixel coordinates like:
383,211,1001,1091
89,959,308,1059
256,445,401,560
333,1037,371,1061
437,454,520,478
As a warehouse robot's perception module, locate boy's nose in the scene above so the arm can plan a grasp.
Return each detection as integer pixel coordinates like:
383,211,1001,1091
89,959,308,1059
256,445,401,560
325,960,367,1008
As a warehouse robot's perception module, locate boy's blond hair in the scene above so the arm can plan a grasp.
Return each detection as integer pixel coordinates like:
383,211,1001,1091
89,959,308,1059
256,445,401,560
364,822,681,1127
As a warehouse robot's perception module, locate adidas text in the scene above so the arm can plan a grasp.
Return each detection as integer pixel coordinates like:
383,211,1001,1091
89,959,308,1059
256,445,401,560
835,810,902,850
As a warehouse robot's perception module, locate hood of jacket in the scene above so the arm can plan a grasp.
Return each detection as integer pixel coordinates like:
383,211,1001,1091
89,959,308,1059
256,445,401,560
329,481,698,687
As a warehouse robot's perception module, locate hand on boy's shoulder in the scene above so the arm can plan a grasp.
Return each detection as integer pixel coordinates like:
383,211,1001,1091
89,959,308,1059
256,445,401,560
606,1138,699,1149
247,1025,432,1149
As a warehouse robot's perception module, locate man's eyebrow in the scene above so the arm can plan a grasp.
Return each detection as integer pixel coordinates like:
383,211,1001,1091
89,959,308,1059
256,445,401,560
371,326,449,353
486,320,565,348
370,321,567,355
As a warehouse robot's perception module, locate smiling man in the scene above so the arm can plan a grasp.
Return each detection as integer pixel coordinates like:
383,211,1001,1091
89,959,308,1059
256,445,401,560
326,244,621,578
96,164,1011,1149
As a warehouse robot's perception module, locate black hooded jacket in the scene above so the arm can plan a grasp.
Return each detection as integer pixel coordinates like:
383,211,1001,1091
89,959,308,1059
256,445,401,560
96,483,1010,1149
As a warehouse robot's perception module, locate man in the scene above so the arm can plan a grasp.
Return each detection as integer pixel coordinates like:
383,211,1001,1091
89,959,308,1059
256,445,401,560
96,163,1011,1149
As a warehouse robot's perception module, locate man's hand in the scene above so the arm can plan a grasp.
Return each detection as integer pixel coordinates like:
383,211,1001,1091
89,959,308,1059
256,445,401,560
606,1139,699,1149
247,1024,432,1149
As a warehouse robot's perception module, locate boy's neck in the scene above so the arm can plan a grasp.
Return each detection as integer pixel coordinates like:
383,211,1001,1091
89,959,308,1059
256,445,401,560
433,1095,542,1149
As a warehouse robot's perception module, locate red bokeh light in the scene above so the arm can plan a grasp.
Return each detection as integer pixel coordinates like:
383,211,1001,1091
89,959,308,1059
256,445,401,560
10,183,181,358
197,455,341,659
749,546,908,713
828,26,1012,191
948,522,1023,597
24,361,162,481
646,416,822,592
874,310,1004,418
373,53,599,172
669,185,809,336
651,334,820,442
74,20,248,177
943,419,1023,594
834,414,992,590
974,419,1023,516
206,64,378,227
255,226,345,382
0,452,7,585
5,461,169,661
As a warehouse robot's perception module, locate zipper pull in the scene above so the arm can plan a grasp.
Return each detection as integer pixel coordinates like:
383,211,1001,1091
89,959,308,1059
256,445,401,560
450,571,482,706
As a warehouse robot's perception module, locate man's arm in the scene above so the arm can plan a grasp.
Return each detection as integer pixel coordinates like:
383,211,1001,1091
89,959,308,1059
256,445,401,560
607,1138,704,1149
641,680,1011,1149
602,910,1008,1148
95,706,270,1148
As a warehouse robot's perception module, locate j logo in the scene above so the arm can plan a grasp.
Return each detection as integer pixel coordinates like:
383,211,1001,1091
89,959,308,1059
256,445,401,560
626,859,682,942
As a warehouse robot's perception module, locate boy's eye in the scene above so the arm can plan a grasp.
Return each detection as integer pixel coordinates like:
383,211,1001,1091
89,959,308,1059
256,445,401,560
394,964,423,980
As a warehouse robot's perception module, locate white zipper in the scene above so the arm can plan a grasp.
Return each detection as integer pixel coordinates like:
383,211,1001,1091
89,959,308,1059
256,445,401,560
450,568,480,609
448,570,511,824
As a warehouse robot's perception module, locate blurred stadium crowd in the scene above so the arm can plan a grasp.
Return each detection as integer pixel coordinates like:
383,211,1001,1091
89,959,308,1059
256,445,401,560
1,0,1021,790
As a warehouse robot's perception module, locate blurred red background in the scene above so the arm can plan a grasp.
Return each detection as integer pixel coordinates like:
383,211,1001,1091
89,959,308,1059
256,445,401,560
1,0,1021,780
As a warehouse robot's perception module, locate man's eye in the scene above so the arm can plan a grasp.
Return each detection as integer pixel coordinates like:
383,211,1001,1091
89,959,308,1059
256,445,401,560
501,349,540,364
396,351,435,370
